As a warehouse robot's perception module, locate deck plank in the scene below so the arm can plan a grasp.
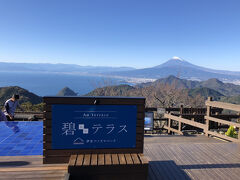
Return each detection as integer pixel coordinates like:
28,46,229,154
91,154,97,166
118,154,126,165
125,153,133,165
68,154,77,166
131,153,140,164
76,154,84,166
98,154,104,166
82,154,91,166
111,154,119,165
138,153,149,164
105,154,112,165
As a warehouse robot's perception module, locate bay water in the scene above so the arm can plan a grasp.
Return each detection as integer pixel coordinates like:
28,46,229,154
0,72,126,96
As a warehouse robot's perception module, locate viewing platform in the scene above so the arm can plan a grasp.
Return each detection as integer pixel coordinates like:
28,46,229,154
0,135,239,180
1,97,239,179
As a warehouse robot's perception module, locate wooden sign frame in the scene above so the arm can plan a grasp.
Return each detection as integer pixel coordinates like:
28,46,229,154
43,96,145,164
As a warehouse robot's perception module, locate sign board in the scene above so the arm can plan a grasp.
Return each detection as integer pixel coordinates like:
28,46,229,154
52,105,137,149
144,112,154,131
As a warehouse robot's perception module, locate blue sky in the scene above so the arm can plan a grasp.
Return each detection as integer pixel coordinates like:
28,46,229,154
0,0,240,70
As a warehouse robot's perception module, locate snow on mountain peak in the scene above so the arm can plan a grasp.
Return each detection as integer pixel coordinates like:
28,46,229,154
171,56,184,61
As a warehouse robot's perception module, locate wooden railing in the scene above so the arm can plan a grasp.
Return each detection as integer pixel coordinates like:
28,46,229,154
205,97,240,142
14,112,43,121
163,113,206,135
145,107,223,115
163,97,240,143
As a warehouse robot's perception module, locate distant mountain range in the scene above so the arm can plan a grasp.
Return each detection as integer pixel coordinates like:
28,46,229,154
106,57,240,83
0,62,135,74
1,57,240,84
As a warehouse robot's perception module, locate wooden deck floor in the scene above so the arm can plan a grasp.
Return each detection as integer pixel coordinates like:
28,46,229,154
0,155,67,180
0,135,239,180
144,135,240,180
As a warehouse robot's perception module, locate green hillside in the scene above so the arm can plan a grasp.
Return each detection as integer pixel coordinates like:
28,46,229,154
86,83,206,107
199,78,240,96
85,76,240,107
86,84,135,97
138,76,240,96
220,95,240,105
0,86,42,106
188,87,224,100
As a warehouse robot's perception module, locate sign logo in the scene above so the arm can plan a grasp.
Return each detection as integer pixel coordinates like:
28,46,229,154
74,138,85,145
79,124,89,134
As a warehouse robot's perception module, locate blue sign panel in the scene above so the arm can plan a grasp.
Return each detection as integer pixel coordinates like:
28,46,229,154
144,112,154,131
52,105,137,149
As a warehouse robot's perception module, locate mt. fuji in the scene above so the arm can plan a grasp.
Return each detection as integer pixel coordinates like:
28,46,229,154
107,57,240,83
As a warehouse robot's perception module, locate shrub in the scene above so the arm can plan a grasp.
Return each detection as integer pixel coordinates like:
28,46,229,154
225,126,238,138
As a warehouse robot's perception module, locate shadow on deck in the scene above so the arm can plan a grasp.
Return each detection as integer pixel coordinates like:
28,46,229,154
0,161,30,167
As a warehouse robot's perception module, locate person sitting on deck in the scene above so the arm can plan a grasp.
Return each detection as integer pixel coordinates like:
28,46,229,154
3,94,23,133
4,94,24,121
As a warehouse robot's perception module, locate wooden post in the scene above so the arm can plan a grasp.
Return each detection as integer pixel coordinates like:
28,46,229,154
179,115,182,133
168,118,171,134
215,112,219,129
238,130,240,143
205,97,212,137
168,112,171,134
180,105,184,115
191,117,195,131
237,112,240,123
179,105,183,134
